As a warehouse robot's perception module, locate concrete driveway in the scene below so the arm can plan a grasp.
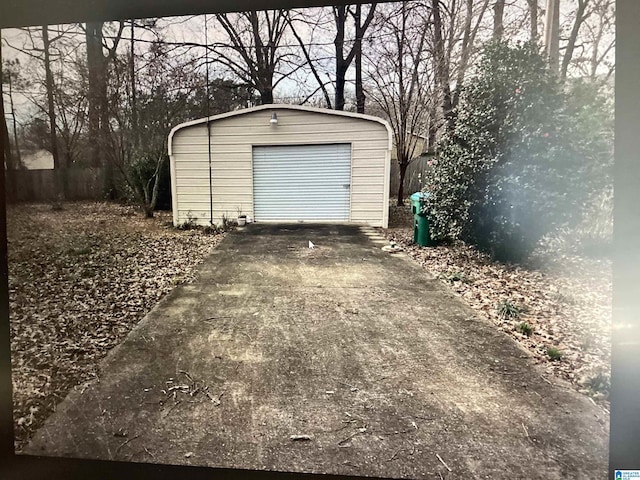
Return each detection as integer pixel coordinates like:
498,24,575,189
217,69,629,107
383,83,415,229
25,224,608,478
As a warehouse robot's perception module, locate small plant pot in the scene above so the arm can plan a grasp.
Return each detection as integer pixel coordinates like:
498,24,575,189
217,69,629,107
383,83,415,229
237,215,247,226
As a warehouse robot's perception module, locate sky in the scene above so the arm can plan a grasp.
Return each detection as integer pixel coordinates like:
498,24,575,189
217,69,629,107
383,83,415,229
1,2,615,135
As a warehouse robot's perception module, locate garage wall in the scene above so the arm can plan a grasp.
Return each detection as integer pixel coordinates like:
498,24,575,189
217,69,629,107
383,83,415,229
170,106,391,227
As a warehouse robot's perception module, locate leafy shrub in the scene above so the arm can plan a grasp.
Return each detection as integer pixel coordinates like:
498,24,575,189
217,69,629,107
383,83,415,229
425,41,611,263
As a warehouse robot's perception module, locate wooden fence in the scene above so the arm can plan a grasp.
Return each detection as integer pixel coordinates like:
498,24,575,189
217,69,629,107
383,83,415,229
6,167,105,202
389,155,430,199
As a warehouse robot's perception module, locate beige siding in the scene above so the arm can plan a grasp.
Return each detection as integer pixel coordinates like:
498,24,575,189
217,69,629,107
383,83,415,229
170,107,390,227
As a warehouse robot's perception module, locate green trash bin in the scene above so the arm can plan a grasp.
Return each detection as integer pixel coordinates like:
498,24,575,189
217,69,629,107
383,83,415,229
410,192,431,247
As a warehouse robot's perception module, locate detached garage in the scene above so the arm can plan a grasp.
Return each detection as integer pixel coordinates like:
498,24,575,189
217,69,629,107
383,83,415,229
168,104,392,228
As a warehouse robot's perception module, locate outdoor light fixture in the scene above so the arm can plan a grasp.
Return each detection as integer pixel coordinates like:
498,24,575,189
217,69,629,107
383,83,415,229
270,112,278,125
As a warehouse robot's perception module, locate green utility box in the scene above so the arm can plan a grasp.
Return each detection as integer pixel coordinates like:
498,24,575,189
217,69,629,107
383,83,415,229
410,192,431,247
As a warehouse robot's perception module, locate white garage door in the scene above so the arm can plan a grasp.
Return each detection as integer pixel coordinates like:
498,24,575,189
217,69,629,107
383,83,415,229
252,144,351,222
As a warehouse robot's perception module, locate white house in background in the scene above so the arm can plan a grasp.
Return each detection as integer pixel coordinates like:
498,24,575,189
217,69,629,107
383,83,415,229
21,149,54,170
168,104,393,228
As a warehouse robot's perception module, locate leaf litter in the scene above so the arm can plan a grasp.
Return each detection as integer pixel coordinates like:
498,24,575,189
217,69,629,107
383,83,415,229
7,202,224,451
382,203,611,411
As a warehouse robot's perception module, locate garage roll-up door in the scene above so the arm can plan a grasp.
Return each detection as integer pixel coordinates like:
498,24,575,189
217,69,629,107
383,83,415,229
253,144,351,221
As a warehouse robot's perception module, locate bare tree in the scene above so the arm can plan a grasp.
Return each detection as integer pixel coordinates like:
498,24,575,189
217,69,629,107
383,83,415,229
85,21,124,196
129,19,137,150
3,26,90,173
1,59,22,169
452,0,491,109
42,25,66,198
333,3,376,111
585,0,615,81
214,11,290,105
367,2,431,205
353,3,377,113
85,22,103,169
53,56,88,169
0,42,16,195
560,0,591,82
5,26,74,197
285,9,334,108
108,38,211,217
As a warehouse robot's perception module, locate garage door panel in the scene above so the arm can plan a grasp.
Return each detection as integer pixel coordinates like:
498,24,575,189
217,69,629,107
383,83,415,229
253,144,351,222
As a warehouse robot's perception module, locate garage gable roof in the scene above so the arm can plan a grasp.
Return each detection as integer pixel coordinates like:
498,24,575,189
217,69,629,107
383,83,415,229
168,104,393,155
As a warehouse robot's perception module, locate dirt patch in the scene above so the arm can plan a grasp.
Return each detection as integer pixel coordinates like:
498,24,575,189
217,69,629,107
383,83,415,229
381,203,611,409
7,201,224,451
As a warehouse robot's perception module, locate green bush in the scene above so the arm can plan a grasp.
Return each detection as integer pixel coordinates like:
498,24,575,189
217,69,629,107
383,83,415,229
425,41,611,263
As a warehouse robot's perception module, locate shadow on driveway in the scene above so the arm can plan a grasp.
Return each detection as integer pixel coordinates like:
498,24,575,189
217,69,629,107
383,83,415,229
25,223,608,479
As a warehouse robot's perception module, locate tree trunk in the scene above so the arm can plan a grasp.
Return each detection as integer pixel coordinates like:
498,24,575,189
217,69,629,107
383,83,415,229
453,0,474,109
85,22,103,169
354,29,365,111
6,74,21,168
543,0,560,74
397,160,408,206
431,0,454,132
493,0,505,40
0,43,16,201
100,77,114,198
334,4,376,112
560,0,590,82
148,157,164,217
130,19,137,150
354,4,365,114
527,0,538,41
86,21,115,198
259,86,274,105
334,6,347,111
427,108,438,152
43,25,65,199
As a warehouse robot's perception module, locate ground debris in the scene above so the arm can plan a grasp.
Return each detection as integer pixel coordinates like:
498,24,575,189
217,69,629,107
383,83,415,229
115,434,140,455
338,426,367,446
436,453,452,472
7,202,224,451
290,434,313,441
161,371,223,407
382,218,611,409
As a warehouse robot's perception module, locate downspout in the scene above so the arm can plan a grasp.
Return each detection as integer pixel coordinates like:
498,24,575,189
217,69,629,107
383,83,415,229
205,14,213,225
207,119,212,225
